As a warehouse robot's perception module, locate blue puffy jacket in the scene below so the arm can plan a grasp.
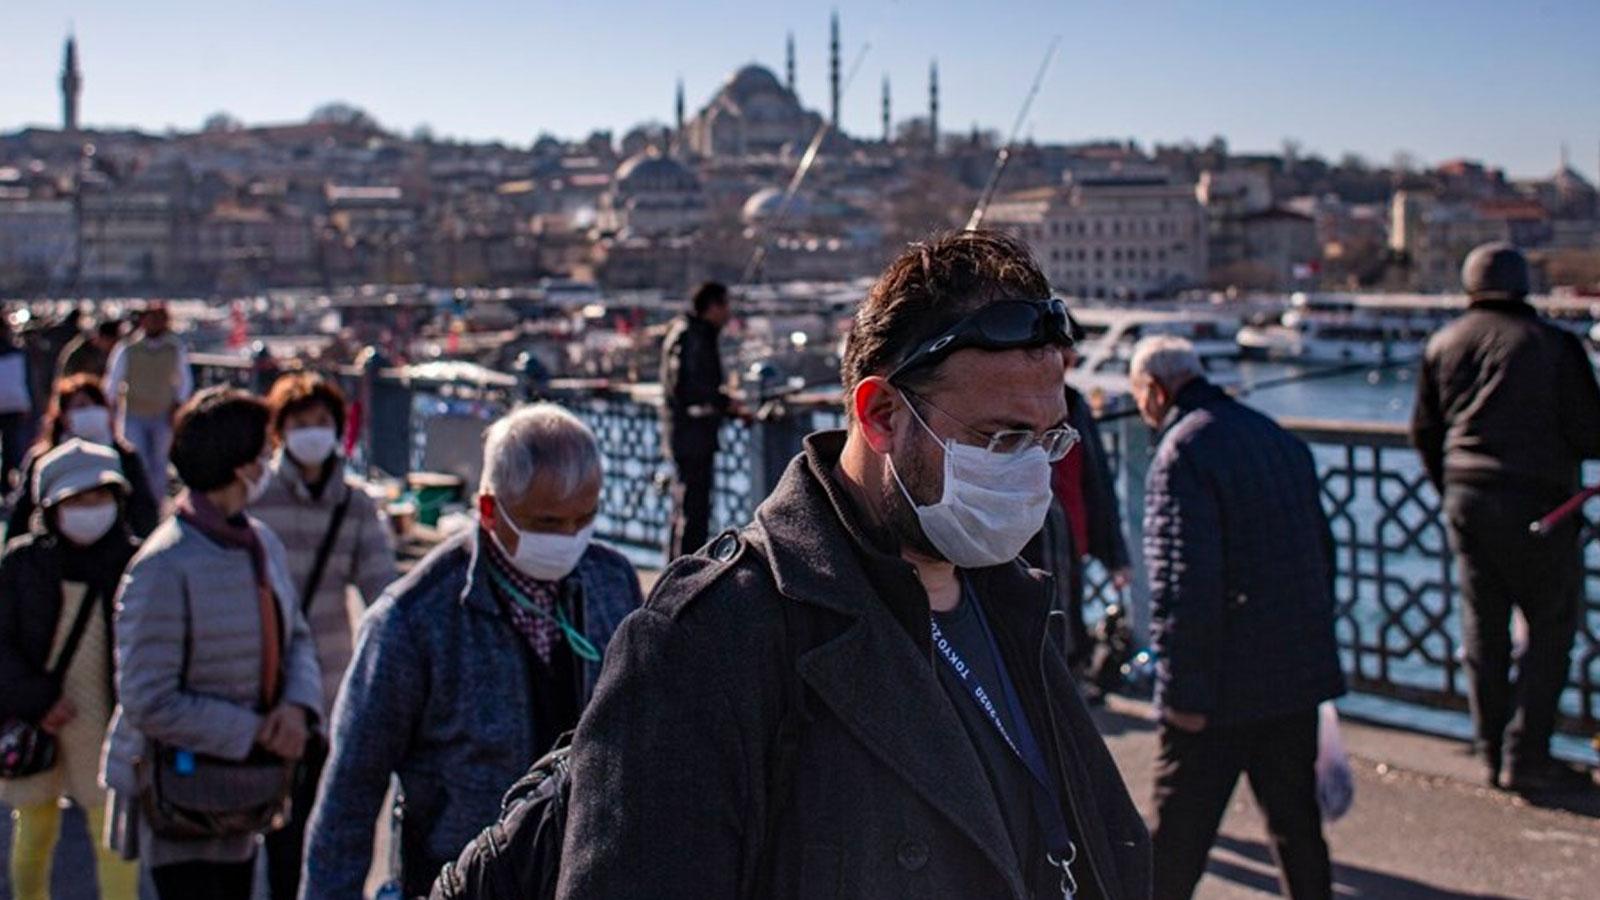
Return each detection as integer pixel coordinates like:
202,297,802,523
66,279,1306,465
1143,379,1345,725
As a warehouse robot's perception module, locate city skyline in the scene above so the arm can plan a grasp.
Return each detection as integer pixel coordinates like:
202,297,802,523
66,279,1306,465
4,0,1598,182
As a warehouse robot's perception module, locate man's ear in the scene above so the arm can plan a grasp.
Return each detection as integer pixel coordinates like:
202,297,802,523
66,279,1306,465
477,494,497,527
853,376,901,455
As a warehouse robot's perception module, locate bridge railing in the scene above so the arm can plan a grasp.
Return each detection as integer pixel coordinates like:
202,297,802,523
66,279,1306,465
191,355,1598,737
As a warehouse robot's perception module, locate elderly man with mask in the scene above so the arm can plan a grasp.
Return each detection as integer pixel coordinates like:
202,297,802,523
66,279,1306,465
557,230,1150,900
1130,336,1343,900
300,404,643,900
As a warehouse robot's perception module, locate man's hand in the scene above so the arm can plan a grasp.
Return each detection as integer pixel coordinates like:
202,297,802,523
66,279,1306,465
1111,567,1133,591
39,698,77,735
256,705,310,760
1163,709,1208,733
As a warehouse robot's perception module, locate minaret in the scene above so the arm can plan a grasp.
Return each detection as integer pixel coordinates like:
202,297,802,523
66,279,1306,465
674,78,686,152
829,11,841,130
785,31,797,96
60,33,81,133
928,59,940,154
881,76,891,144
1560,141,1570,172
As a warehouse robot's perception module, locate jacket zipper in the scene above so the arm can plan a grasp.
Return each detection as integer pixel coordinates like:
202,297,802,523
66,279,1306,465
1036,575,1115,900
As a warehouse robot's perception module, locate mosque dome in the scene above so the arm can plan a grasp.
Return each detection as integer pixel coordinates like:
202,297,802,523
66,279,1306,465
726,65,788,106
614,150,699,195
742,186,813,224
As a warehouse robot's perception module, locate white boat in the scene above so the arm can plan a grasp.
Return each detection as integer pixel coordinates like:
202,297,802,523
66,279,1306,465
1237,293,1456,365
1067,308,1243,404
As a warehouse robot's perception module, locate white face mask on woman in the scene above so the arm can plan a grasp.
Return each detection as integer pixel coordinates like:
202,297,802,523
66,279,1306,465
888,397,1054,569
57,501,118,546
285,426,338,466
66,406,114,445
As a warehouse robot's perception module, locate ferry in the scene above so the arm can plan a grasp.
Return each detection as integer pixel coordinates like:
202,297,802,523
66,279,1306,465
1236,293,1457,365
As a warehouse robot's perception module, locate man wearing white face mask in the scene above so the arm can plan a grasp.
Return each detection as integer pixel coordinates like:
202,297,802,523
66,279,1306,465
301,403,643,900
249,373,397,900
558,231,1150,900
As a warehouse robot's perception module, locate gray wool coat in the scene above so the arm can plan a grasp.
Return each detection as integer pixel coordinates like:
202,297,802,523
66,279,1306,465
101,515,324,867
557,431,1151,900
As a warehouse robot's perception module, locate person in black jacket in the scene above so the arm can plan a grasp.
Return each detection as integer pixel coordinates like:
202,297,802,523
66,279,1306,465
1411,242,1600,794
658,282,742,559
0,438,142,900
557,231,1150,900
1132,336,1344,900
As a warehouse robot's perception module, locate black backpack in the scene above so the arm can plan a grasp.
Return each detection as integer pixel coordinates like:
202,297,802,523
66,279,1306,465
429,590,808,900
427,734,577,900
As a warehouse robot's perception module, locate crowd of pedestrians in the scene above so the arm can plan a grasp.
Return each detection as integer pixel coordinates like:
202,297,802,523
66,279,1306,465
0,235,1594,900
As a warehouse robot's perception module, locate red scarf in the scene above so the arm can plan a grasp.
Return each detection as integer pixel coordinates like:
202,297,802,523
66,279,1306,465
175,490,282,708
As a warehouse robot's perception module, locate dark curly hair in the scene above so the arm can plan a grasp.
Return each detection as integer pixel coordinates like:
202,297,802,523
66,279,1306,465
840,229,1050,396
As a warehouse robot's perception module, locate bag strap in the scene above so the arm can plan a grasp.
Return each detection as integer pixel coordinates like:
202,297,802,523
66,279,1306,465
47,584,103,679
301,489,353,614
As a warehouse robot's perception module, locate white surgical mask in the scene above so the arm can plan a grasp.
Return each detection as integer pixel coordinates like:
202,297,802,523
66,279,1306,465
66,406,113,445
285,426,338,466
243,460,272,504
491,508,595,581
889,398,1053,568
57,502,118,546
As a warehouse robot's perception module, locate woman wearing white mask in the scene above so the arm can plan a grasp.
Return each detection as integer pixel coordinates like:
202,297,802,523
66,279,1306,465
249,372,397,900
101,387,324,900
0,439,142,900
6,374,160,538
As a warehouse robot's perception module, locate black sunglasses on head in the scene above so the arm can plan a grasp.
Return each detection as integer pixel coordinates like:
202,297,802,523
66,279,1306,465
888,298,1080,384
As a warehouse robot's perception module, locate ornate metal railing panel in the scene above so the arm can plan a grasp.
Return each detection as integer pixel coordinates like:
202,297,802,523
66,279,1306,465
189,357,1596,735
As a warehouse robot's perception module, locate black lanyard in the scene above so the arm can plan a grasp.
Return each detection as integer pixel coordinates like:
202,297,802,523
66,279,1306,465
931,584,1079,898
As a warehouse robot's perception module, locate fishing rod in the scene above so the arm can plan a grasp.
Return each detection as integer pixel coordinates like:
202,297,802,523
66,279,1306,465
742,43,872,285
1530,485,1600,536
1236,356,1413,396
964,36,1061,232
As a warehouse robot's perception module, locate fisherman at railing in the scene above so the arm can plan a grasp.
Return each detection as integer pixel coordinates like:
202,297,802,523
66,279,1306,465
1410,242,1600,794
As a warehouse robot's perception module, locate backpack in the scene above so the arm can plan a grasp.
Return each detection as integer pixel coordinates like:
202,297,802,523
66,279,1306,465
429,570,808,900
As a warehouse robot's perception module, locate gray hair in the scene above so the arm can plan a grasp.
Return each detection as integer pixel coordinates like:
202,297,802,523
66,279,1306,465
481,403,602,499
1129,335,1204,390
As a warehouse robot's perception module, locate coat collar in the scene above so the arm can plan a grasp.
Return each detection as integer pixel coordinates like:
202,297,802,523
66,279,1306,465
269,451,347,504
1158,377,1224,437
750,430,1052,898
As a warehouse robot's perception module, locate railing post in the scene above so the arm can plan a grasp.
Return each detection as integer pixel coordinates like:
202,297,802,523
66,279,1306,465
1115,414,1153,644
361,348,412,479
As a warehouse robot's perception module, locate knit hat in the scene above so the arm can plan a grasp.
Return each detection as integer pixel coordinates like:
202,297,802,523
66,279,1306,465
33,438,129,507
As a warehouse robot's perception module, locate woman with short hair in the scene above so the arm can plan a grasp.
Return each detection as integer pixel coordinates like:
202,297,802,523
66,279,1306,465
7,374,160,537
100,386,323,900
0,439,142,900
250,371,397,900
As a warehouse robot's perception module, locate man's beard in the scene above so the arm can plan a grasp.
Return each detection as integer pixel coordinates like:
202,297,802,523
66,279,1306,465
881,431,944,560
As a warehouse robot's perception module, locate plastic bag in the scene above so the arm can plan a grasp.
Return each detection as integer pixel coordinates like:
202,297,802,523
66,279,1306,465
1315,701,1355,821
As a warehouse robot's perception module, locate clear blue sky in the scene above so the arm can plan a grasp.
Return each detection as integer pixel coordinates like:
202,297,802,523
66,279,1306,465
5,1,1597,181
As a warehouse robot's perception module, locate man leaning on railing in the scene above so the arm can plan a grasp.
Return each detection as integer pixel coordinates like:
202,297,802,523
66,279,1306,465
1410,242,1600,794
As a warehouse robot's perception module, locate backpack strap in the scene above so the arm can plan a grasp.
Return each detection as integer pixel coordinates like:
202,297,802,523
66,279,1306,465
301,489,353,614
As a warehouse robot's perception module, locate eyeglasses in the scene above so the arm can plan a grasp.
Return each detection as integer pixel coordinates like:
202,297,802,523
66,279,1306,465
888,298,1081,385
903,389,1080,462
